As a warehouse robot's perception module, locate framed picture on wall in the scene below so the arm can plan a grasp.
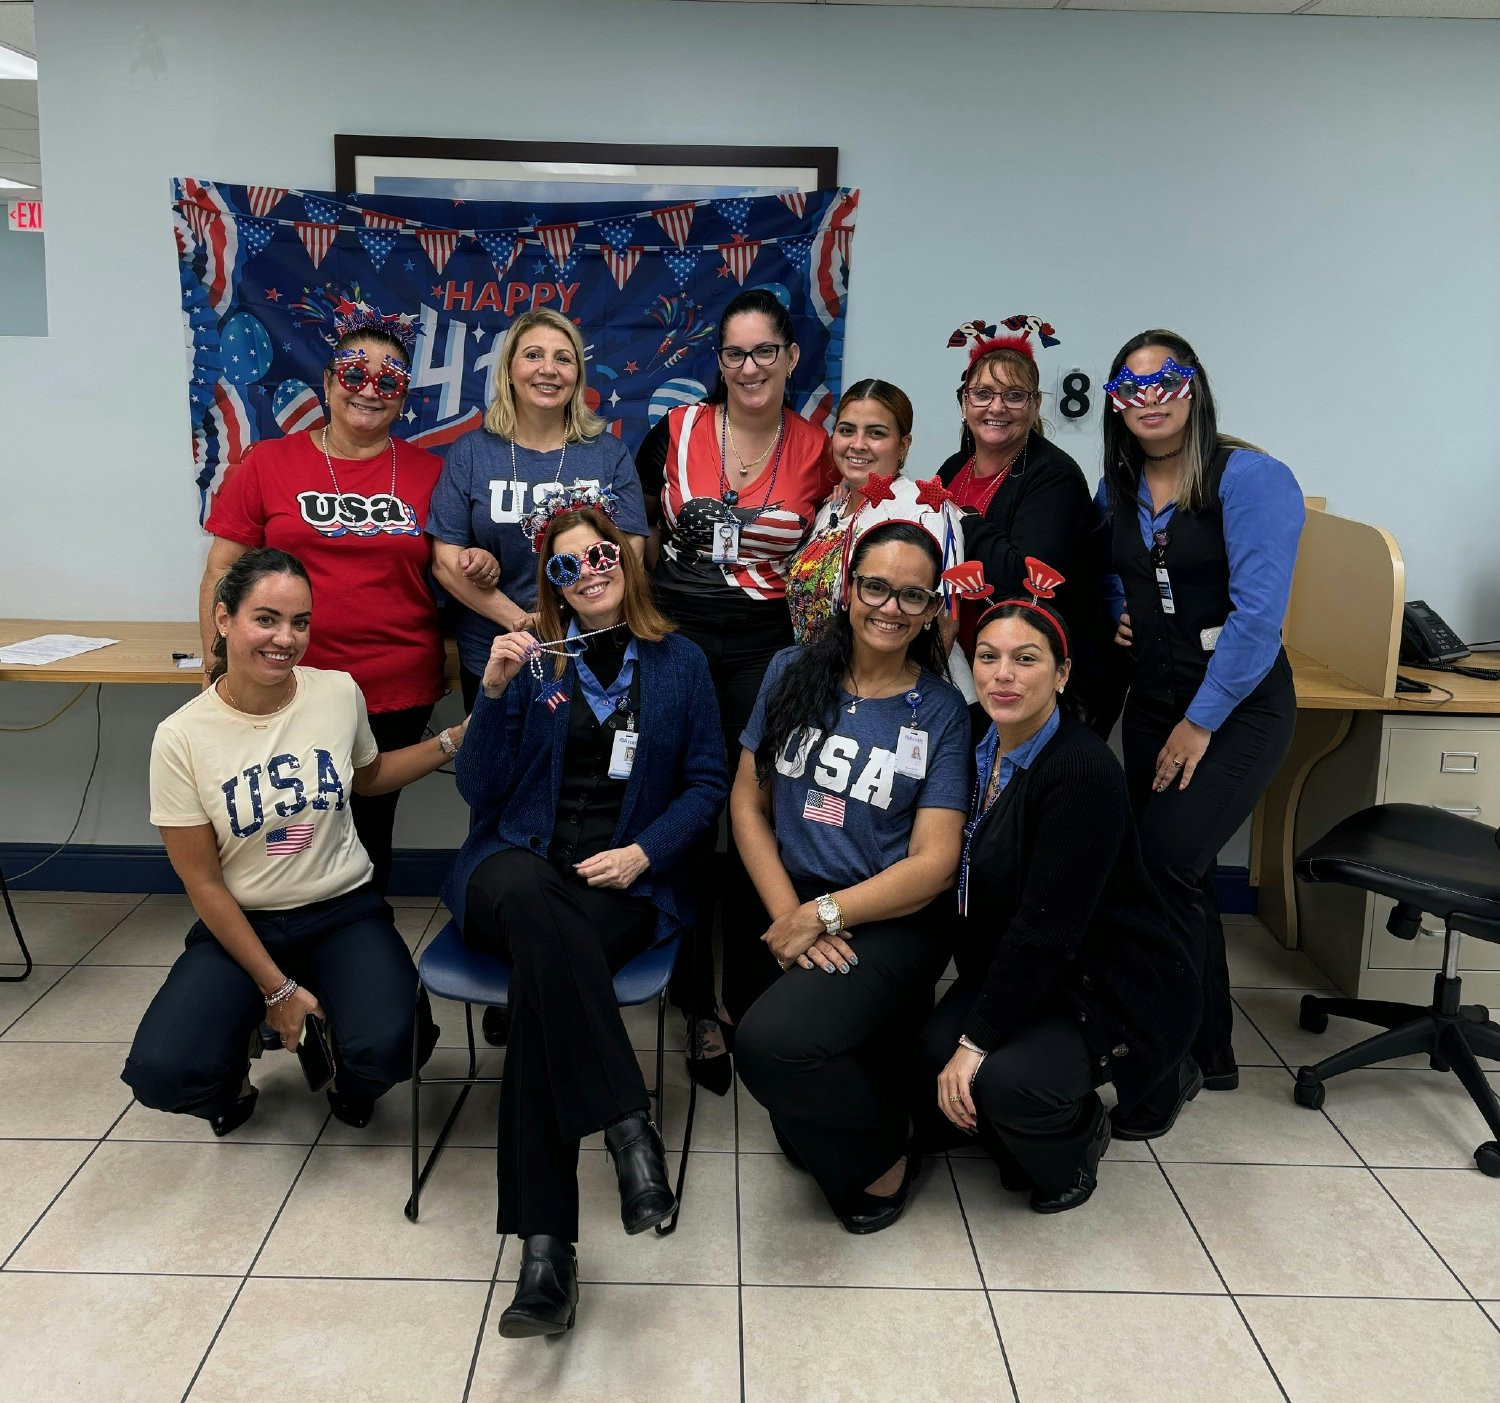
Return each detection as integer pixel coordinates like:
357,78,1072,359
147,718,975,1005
333,134,838,204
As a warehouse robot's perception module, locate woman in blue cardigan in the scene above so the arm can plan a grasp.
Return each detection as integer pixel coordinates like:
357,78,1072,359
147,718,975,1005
443,489,726,1340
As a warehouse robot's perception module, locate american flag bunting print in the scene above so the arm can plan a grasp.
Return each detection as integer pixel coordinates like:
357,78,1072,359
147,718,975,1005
294,221,338,269
416,229,460,276
265,824,316,857
802,790,846,828
652,203,695,251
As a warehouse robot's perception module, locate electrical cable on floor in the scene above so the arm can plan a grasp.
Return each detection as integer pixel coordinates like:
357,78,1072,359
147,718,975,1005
6,684,104,882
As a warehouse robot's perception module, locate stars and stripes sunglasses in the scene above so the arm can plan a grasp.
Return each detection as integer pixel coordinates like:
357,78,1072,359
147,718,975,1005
1104,357,1197,411
332,351,411,400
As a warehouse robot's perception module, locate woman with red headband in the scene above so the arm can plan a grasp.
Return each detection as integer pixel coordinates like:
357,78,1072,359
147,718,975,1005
921,566,1200,1213
937,331,1121,734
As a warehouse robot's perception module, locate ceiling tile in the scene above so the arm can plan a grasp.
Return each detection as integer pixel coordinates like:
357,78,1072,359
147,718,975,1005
0,129,36,157
0,3,34,59
1062,0,1304,11
826,1,1059,7
1301,1,1500,15
0,78,36,116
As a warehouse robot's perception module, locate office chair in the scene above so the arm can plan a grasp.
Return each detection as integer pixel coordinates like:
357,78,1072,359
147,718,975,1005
403,920,697,1229
0,863,34,981
1293,803,1500,1176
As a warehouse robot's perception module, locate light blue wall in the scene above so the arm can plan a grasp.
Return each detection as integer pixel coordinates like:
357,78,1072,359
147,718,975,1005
1,0,1497,853
0,221,46,335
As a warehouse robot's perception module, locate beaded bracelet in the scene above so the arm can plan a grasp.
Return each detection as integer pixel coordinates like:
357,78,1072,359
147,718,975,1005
264,978,298,1009
437,728,458,759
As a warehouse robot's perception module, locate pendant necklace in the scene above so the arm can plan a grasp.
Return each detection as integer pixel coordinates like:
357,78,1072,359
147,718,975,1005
322,427,396,498
717,407,785,509
725,417,776,476
526,622,625,704
218,674,298,730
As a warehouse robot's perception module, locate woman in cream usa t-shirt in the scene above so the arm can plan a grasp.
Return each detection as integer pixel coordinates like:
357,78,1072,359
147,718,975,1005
123,547,461,1136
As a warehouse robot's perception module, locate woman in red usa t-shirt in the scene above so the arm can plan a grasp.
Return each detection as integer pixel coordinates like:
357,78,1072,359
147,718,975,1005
200,311,487,892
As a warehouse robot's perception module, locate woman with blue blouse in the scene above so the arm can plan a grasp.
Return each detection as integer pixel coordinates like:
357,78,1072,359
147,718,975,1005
1097,329,1303,1113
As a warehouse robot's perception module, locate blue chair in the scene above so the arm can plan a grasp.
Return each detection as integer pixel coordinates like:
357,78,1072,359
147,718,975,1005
404,919,697,1233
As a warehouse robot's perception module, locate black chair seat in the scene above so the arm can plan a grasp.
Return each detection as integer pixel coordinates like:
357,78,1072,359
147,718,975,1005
1296,803,1500,942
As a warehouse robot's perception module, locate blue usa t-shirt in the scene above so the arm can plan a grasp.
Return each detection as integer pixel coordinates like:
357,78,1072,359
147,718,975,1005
426,427,649,675
740,648,972,889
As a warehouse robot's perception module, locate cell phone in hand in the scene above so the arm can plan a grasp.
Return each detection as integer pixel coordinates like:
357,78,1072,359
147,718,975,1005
295,1013,337,1093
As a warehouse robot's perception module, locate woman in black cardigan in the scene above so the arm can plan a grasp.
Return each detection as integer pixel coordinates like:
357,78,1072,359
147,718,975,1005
937,334,1122,734
920,574,1201,1212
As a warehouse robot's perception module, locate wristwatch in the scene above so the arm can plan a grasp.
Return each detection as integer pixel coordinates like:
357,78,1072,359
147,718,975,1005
814,892,844,937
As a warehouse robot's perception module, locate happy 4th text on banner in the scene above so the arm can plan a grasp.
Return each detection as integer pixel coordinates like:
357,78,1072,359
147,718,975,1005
173,177,859,524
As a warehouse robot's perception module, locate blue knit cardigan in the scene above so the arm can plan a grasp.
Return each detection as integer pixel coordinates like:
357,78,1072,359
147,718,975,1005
441,631,727,945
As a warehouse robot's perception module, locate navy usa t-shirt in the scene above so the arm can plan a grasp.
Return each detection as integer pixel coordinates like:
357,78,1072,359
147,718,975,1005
740,648,971,889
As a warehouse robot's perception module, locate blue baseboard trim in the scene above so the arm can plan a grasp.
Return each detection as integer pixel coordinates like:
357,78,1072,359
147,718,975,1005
0,843,1262,914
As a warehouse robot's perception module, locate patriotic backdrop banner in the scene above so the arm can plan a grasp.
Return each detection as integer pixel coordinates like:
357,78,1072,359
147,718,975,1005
173,177,860,524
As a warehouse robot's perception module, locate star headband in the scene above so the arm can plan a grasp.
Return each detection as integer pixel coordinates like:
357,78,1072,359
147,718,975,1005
1104,357,1197,410
520,482,621,553
975,558,1069,660
331,302,419,355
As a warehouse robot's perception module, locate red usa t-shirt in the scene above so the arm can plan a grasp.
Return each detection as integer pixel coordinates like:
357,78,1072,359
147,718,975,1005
206,431,445,713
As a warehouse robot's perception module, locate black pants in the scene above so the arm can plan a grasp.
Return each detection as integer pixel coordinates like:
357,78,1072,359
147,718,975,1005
919,981,1101,1196
460,666,482,716
1121,683,1296,1066
735,904,948,1214
353,704,435,894
122,885,436,1120
665,604,791,1024
465,848,655,1242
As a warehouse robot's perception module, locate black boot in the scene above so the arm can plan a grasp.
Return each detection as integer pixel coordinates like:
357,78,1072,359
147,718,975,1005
498,1235,578,1339
1029,1102,1111,1215
603,1111,676,1235
1111,1057,1204,1141
1196,1047,1239,1091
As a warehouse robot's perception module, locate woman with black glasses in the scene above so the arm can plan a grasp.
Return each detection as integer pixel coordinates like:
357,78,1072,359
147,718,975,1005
937,332,1121,735
635,288,836,1090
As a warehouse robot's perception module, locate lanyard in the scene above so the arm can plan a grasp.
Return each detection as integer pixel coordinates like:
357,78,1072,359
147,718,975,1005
958,727,1003,918
717,407,786,515
569,624,638,726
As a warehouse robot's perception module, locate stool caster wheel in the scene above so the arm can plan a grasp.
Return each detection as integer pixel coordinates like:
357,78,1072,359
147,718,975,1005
1475,1143,1500,1179
1429,1054,1451,1073
403,1199,419,1223
1297,996,1328,1035
1293,1070,1325,1110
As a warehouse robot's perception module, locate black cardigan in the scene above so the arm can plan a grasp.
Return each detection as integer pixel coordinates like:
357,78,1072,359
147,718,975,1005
956,713,1200,1111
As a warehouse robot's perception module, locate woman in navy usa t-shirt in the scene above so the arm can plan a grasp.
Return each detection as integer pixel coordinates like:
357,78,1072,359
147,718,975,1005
732,519,970,1235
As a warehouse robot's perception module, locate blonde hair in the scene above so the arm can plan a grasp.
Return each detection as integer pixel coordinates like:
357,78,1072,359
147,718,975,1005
482,309,605,443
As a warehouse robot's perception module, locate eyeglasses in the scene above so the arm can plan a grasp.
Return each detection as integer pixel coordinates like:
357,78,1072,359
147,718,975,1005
545,540,622,588
852,573,942,615
332,352,410,400
1104,358,1197,410
963,385,1036,410
717,342,787,369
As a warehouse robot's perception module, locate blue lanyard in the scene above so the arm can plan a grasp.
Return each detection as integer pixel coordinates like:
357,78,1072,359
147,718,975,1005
568,624,638,726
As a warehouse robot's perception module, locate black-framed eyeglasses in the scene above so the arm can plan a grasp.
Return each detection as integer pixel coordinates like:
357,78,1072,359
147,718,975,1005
853,573,942,615
717,342,788,369
962,385,1036,410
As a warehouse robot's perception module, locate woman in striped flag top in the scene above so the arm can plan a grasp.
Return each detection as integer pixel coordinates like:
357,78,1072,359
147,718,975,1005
730,509,975,1235
124,548,459,1137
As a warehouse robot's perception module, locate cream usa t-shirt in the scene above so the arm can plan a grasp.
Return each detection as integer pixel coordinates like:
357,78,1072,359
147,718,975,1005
150,666,379,911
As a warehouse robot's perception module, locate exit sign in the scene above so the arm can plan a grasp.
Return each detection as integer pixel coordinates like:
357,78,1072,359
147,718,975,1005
7,200,42,232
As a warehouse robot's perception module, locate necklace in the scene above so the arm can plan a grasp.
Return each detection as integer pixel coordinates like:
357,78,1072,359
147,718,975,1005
511,431,569,490
951,441,1028,515
725,416,776,476
526,622,626,689
322,427,396,498
844,663,915,715
218,673,298,728
1143,445,1183,462
717,407,785,508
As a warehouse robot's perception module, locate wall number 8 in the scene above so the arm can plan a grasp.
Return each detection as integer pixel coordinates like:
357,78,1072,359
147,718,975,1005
1060,371,1091,420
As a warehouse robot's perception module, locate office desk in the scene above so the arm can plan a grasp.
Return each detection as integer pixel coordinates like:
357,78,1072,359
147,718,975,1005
1254,647,1500,953
0,620,203,685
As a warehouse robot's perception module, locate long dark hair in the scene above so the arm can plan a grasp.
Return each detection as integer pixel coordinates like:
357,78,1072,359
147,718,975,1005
705,288,797,407
1100,328,1259,514
209,547,311,682
754,522,948,782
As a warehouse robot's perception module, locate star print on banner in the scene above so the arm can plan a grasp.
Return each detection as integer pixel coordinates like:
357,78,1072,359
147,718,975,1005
263,287,282,302
294,221,338,269
662,249,697,289
598,217,635,252
471,324,484,342
713,197,752,236
302,194,344,226
781,235,814,275
625,361,638,374
859,473,897,507
239,218,274,261
402,259,415,271
914,477,953,509
718,237,761,285
356,226,399,272
475,232,524,281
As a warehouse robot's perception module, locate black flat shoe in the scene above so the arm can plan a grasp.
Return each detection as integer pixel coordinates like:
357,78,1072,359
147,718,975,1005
482,1006,510,1048
498,1235,578,1339
685,1018,733,1097
1196,1049,1239,1092
326,1088,375,1129
1111,1057,1204,1141
1030,1105,1111,1215
604,1111,676,1234
211,1087,258,1138
841,1152,920,1235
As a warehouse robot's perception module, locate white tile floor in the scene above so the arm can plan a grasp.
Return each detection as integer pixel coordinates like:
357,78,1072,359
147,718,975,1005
2,893,1499,1402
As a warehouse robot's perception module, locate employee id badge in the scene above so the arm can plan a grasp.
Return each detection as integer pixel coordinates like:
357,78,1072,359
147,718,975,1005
710,519,741,564
895,727,929,779
1154,566,1176,615
608,728,639,780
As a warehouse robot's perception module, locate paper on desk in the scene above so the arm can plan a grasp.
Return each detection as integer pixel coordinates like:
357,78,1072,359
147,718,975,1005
0,634,119,666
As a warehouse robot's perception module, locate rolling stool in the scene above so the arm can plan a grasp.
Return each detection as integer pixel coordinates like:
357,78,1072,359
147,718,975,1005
1293,802,1500,1176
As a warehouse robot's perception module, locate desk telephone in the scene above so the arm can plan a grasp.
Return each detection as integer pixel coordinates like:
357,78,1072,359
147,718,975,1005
1401,601,1469,666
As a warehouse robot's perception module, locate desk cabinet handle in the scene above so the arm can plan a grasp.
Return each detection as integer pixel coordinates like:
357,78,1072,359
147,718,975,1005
1440,751,1479,774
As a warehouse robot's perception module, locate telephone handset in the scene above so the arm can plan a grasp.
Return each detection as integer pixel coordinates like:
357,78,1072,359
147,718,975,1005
1401,601,1470,666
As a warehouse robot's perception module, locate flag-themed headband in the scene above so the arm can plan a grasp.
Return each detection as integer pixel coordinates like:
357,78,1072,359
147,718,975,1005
330,301,419,354
1103,357,1196,411
520,482,621,553
949,313,1061,368
975,558,1069,660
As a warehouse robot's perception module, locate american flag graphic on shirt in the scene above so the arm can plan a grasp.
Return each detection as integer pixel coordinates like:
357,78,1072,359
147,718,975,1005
265,824,315,856
802,791,846,828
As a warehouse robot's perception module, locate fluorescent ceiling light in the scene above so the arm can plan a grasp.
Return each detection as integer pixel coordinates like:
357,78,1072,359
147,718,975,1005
0,45,38,81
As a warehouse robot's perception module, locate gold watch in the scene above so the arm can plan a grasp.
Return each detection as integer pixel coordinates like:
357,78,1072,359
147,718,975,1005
814,893,844,937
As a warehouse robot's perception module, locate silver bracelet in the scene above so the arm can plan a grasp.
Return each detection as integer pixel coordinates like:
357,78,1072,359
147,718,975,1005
437,728,458,759
264,978,297,1009
957,1034,988,1058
